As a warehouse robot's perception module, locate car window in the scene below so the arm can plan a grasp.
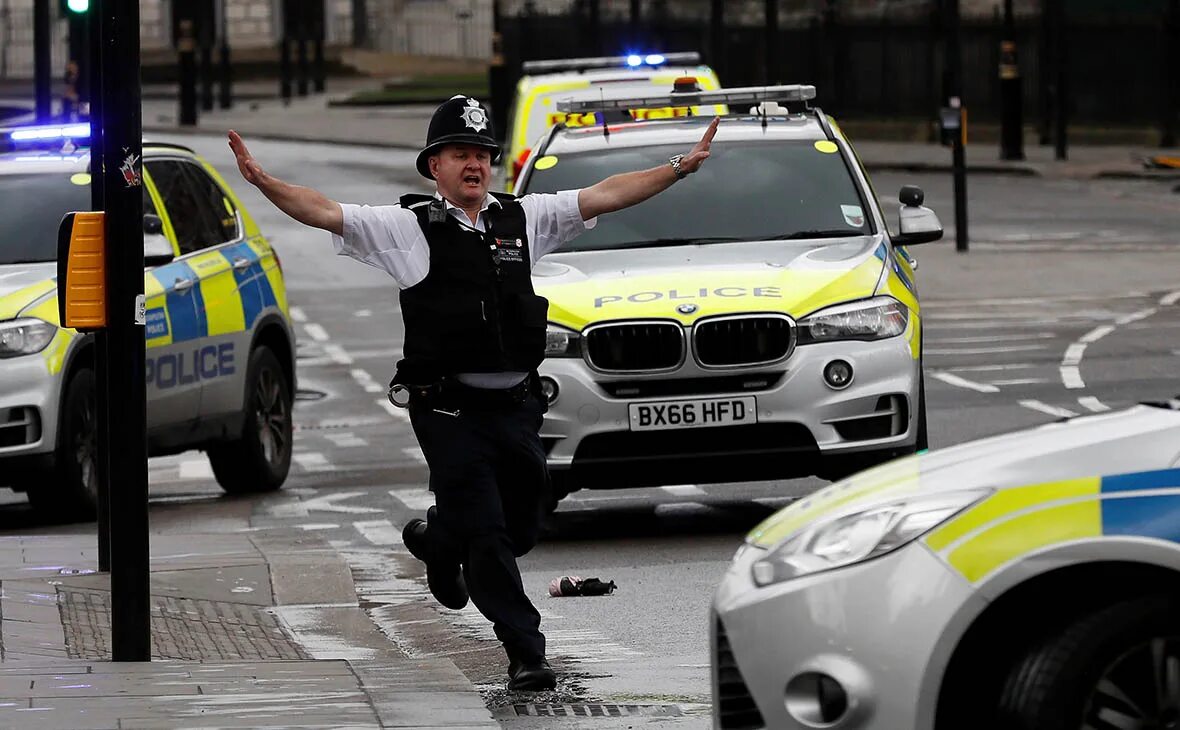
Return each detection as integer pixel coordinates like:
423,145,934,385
521,139,874,252
145,159,238,255
0,172,91,264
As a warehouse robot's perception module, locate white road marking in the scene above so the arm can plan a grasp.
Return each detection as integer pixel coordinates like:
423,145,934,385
298,523,340,531
1117,308,1157,325
926,345,1047,356
1078,397,1112,413
930,371,1000,393
289,306,307,323
1060,366,1085,390
1059,308,1158,390
322,344,353,365
1019,400,1078,419
1080,325,1115,344
377,398,410,422
293,452,334,472
324,432,367,448
1162,291,1180,307
303,323,330,342
661,484,706,497
178,459,213,480
947,363,1036,372
929,333,1055,344
401,447,428,465
350,368,385,394
389,488,434,511
990,378,1048,386
355,309,373,317
353,519,402,546
297,490,383,515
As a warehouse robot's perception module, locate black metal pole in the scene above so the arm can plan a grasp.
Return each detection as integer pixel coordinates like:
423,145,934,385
999,0,1024,159
1052,0,1067,160
587,0,601,56
96,0,149,662
88,0,110,575
1163,0,1178,148
33,0,51,121
764,0,779,84
199,42,214,111
1037,0,1052,145
178,18,197,125
946,0,969,253
629,0,641,47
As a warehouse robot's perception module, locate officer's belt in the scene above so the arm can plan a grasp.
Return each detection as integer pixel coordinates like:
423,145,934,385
395,375,533,410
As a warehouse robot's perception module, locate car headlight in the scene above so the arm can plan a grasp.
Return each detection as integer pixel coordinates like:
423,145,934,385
545,324,582,358
751,490,990,587
0,318,57,359
797,296,909,343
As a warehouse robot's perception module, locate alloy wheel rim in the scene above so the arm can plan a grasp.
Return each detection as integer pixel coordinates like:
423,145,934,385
254,367,289,466
74,388,97,501
1083,636,1180,729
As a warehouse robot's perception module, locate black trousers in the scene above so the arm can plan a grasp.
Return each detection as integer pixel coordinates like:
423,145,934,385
407,392,549,664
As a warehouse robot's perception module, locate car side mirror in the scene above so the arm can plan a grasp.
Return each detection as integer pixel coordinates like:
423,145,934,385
893,185,943,246
143,229,174,268
143,213,164,236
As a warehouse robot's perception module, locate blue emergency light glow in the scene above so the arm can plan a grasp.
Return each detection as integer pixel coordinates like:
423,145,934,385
9,123,90,141
645,54,666,65
626,55,643,67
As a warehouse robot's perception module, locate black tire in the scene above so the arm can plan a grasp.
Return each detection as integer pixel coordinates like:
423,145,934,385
996,595,1180,730
208,346,292,494
28,368,98,520
915,367,929,452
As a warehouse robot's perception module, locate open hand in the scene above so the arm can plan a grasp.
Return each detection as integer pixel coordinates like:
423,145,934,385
227,130,267,187
679,116,719,175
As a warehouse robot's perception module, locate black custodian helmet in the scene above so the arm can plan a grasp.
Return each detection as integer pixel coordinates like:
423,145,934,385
415,95,501,179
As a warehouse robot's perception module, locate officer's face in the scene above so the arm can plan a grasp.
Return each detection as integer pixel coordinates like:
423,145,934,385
430,144,493,206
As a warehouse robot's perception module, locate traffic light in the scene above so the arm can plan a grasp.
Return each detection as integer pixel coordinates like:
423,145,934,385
58,0,89,14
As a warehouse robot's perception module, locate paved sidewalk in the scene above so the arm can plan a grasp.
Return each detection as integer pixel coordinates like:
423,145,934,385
0,531,498,729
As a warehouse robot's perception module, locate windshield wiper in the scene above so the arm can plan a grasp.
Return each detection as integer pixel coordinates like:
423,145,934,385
772,229,866,241
600,236,750,249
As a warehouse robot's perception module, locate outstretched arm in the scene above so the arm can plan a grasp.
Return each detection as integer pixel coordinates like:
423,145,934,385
576,116,719,221
228,130,344,236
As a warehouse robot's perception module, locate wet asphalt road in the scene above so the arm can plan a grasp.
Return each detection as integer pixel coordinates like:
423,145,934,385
2,135,1178,727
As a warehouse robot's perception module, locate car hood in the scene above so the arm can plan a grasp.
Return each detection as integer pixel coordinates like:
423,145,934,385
534,237,888,329
748,404,1180,548
0,263,58,321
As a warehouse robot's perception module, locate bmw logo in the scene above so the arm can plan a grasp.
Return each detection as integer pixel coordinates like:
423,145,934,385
676,303,698,315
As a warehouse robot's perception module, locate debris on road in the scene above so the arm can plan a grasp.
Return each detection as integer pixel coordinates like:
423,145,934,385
548,576,617,597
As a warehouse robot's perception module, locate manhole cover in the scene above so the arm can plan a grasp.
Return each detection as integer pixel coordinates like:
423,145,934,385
505,704,682,718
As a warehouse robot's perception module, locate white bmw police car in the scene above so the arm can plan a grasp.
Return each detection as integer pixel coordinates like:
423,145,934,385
0,125,296,518
514,85,943,506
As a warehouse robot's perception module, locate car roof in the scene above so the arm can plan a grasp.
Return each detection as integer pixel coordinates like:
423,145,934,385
518,64,716,91
540,113,830,155
0,140,199,175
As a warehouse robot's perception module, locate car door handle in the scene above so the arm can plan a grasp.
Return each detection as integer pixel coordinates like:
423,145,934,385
173,277,194,292
231,257,251,272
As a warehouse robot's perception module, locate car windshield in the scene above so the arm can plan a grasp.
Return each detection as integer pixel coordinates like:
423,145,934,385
520,139,874,252
0,172,91,264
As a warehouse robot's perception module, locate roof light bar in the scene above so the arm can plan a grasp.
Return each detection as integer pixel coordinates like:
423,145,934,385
522,52,701,74
8,123,91,141
555,84,816,114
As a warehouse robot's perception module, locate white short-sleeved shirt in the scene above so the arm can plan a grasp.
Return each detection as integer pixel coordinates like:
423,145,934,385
330,190,597,387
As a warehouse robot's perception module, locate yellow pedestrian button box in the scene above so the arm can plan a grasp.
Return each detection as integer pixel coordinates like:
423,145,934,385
56,211,107,330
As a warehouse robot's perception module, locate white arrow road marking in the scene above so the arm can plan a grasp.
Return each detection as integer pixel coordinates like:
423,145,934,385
298,490,382,514
1019,400,1078,419
303,323,329,342
1060,308,1158,390
931,371,1000,393
1078,397,1112,413
353,519,402,546
178,459,213,480
389,488,434,512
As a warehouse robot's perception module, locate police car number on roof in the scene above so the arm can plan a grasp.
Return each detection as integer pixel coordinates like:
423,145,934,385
513,84,945,509
0,123,297,519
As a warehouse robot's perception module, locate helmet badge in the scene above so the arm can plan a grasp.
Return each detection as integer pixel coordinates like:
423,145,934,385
460,98,488,133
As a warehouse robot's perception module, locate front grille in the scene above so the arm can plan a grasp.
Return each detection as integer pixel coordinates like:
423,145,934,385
575,424,815,463
584,321,684,372
694,315,794,368
715,619,765,730
599,373,785,399
831,395,908,442
0,407,40,448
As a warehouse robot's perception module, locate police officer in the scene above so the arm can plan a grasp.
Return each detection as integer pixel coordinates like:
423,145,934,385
227,97,717,691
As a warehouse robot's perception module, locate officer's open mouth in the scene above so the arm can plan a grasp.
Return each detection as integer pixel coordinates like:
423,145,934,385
464,175,481,185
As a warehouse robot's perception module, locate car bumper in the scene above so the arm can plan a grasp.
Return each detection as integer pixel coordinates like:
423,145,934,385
539,336,920,486
711,542,981,730
0,350,61,465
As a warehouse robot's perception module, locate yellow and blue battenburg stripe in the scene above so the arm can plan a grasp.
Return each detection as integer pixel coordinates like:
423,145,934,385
927,467,1180,583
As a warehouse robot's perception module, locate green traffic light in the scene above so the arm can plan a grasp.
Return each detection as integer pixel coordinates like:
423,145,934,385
67,0,88,12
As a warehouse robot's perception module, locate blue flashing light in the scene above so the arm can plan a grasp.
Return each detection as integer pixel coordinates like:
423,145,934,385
8,123,90,142
626,54,643,67
644,54,666,66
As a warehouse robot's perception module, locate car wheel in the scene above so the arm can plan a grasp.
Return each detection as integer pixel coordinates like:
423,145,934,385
29,367,98,520
996,595,1180,730
208,346,292,494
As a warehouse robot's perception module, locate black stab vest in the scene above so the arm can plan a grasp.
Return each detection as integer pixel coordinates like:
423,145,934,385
393,193,549,385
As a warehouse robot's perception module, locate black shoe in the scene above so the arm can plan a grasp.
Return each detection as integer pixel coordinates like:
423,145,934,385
507,658,556,691
402,517,468,610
